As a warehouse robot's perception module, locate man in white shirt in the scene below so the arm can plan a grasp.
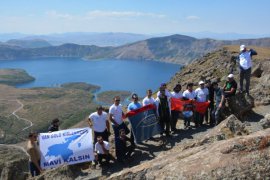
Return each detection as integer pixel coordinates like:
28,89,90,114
157,83,172,98
239,45,257,94
195,81,209,126
94,136,114,166
142,89,155,106
183,83,196,100
109,96,134,145
88,106,110,144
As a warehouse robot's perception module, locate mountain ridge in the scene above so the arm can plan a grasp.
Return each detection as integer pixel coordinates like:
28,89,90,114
0,34,270,64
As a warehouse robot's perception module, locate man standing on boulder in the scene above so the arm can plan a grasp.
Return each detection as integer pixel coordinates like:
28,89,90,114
239,45,257,95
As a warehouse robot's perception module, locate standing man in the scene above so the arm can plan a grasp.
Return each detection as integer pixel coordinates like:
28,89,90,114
170,84,182,133
109,96,134,145
239,45,257,95
48,118,60,132
183,83,196,100
142,89,155,106
195,81,209,126
88,106,110,144
27,132,42,177
157,83,172,98
156,87,171,137
212,81,225,125
128,93,142,111
223,74,237,98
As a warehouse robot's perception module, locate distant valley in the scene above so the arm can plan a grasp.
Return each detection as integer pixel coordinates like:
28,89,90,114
1,34,270,64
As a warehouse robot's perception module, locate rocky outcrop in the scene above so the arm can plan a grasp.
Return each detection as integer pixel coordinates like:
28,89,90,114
109,127,270,179
0,145,29,180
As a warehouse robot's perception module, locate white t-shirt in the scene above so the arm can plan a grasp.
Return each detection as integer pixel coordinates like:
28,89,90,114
95,141,110,154
171,91,183,99
195,87,209,102
183,90,196,100
239,51,252,70
157,89,172,98
109,104,123,125
89,112,108,132
142,96,155,106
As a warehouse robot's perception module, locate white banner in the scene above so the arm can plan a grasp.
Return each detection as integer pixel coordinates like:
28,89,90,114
39,127,94,169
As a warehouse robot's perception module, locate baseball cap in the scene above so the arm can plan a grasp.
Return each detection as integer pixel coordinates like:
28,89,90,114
228,74,234,78
199,80,204,85
240,45,246,51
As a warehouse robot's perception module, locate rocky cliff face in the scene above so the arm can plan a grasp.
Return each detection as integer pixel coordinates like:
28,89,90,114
109,115,270,179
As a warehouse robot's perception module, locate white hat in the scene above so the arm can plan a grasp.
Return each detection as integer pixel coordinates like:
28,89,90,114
240,45,246,51
228,74,234,78
199,80,205,85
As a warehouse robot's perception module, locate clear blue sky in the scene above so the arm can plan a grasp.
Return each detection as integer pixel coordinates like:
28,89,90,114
0,0,269,35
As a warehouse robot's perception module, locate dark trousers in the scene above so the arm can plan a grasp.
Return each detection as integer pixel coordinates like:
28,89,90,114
94,130,109,145
112,123,135,145
184,116,191,127
170,110,179,131
96,153,114,164
205,102,214,125
159,115,171,135
195,112,204,126
29,161,40,177
240,67,251,93
116,145,135,162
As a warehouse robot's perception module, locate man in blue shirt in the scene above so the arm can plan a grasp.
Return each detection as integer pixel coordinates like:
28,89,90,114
239,45,257,95
127,93,142,111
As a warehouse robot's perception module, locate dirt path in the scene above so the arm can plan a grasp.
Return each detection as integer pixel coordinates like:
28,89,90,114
0,99,33,131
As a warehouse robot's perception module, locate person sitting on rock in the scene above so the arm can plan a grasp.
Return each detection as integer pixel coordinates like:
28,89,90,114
48,118,60,132
212,81,225,125
27,132,42,177
223,74,237,98
239,45,257,95
115,129,135,163
94,136,114,166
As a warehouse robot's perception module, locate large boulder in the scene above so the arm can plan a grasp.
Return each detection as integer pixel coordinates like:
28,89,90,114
109,128,270,179
226,93,255,120
0,145,29,180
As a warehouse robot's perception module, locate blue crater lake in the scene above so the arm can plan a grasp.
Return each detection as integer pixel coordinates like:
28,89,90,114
0,58,181,96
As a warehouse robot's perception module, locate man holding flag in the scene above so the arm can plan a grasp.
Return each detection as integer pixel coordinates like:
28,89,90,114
195,81,209,127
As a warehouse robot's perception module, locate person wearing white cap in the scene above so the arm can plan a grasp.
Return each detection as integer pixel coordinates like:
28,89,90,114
195,81,209,126
223,74,237,98
239,45,257,94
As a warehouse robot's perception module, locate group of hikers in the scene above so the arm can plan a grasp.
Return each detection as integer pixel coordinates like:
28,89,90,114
26,44,257,177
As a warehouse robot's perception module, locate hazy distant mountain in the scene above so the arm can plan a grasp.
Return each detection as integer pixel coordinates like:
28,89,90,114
22,32,153,46
5,39,52,48
181,31,270,40
1,34,270,64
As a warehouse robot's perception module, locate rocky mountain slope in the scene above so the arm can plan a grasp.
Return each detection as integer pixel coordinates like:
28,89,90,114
1,34,270,64
0,45,269,179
